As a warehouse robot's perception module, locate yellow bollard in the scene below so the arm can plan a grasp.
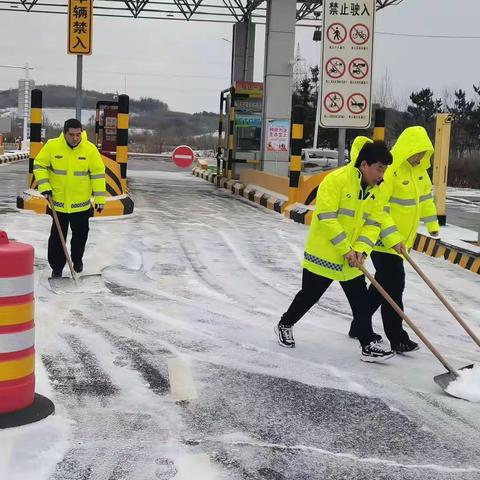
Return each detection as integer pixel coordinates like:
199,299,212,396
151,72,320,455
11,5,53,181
288,106,304,205
432,113,453,226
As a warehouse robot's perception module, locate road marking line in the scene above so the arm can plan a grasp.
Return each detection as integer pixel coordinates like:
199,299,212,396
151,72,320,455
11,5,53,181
175,453,215,480
167,356,197,402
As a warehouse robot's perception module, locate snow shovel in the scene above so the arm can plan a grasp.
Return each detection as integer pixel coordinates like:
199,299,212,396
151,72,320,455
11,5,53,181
46,197,103,294
359,264,474,395
402,248,480,350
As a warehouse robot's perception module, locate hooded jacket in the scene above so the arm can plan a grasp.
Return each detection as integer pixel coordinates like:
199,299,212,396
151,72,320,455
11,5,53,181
302,137,384,281
34,131,106,214
374,126,439,254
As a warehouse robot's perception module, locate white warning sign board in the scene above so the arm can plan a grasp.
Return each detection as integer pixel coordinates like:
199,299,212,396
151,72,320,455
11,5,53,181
320,1,375,128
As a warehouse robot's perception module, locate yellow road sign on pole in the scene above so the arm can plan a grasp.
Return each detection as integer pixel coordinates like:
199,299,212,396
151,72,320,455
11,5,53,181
68,0,93,55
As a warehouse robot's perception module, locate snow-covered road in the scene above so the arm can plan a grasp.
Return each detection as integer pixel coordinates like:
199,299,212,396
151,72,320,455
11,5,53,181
1,159,479,480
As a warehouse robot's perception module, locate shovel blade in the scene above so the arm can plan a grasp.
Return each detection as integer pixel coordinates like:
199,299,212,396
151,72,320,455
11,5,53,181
48,274,105,294
434,364,475,395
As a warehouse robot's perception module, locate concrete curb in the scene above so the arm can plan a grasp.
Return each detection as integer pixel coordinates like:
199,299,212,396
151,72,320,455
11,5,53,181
193,167,480,275
193,167,287,213
0,153,29,165
413,234,480,274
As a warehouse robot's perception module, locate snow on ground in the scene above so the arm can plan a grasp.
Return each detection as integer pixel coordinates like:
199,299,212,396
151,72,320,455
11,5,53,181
0,159,479,479
447,187,480,200
446,366,480,403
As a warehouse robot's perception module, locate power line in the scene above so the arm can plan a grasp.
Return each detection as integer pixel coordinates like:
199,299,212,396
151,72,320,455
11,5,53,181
377,31,480,39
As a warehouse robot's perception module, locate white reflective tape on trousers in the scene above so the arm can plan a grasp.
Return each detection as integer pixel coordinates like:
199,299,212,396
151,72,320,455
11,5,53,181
0,328,35,354
0,274,34,297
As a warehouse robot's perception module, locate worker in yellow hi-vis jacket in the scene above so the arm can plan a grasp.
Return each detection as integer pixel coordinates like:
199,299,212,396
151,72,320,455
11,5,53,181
275,140,396,363
34,118,106,278
349,127,440,353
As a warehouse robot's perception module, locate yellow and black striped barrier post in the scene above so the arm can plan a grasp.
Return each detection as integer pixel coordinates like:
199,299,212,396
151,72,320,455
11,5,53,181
432,113,453,226
373,108,386,141
227,86,235,181
28,89,43,189
116,95,129,192
288,106,304,205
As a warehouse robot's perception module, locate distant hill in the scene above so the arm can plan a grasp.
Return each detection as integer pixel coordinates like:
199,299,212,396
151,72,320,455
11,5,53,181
0,84,218,138
0,84,168,111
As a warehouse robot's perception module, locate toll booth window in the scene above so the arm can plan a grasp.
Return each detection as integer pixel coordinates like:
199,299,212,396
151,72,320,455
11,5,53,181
236,127,261,152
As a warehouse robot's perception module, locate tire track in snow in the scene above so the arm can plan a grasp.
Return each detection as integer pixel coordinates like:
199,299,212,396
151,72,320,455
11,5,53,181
42,334,118,399
70,309,171,395
179,222,353,320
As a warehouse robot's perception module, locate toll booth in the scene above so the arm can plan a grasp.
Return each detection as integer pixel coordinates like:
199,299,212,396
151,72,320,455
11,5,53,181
17,91,134,217
218,81,263,179
95,101,119,156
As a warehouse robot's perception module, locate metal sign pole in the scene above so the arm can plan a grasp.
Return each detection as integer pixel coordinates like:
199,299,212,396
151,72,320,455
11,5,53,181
75,55,83,122
338,128,346,166
313,80,320,148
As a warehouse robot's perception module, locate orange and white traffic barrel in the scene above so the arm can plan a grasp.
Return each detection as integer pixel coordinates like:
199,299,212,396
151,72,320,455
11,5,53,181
0,231,54,428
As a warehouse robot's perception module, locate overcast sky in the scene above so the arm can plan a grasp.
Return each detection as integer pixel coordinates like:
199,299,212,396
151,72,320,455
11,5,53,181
1,0,479,113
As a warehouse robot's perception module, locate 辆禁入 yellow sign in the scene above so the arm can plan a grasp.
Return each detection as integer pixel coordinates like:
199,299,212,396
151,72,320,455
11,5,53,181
68,0,93,55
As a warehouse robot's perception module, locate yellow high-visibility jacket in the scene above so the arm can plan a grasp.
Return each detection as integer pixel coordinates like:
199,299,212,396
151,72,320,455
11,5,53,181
374,126,440,255
34,131,106,214
303,143,384,281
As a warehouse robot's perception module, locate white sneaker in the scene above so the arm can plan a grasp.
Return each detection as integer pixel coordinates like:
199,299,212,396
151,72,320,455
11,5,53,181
361,341,395,363
274,324,295,348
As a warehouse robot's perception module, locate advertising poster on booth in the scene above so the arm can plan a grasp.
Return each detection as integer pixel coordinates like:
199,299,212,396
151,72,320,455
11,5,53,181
266,119,289,152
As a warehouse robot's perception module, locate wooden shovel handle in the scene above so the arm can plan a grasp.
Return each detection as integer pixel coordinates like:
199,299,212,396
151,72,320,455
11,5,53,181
402,249,480,349
47,196,78,285
359,264,457,375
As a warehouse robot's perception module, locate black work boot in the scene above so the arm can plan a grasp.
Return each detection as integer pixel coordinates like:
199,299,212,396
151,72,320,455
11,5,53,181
73,261,83,274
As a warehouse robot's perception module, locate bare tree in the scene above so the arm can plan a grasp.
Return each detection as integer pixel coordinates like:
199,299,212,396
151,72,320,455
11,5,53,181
440,88,453,111
376,0,405,10
373,66,399,110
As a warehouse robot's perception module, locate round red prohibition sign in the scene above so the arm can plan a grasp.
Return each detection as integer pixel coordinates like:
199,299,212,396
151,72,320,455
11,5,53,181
324,92,344,113
348,58,369,79
172,145,195,168
347,93,368,114
325,57,346,79
350,23,370,45
327,23,347,44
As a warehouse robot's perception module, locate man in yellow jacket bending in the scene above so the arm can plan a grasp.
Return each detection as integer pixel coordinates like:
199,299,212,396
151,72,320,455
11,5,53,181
34,119,106,278
349,126,439,353
275,141,395,362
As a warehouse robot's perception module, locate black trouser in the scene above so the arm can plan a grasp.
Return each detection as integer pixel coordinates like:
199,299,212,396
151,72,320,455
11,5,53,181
48,208,92,272
281,269,376,347
357,251,410,346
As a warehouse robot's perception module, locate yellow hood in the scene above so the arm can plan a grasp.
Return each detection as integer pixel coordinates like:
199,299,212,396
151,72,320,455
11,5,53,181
390,126,434,171
350,136,373,166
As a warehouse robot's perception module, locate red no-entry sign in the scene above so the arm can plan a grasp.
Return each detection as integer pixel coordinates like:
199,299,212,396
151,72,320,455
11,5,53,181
172,145,195,169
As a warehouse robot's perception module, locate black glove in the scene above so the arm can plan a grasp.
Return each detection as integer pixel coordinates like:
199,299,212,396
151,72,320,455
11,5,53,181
95,203,105,213
42,190,53,200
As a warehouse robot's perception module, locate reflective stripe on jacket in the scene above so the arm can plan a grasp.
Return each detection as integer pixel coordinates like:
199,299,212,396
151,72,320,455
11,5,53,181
374,126,440,255
34,131,106,213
